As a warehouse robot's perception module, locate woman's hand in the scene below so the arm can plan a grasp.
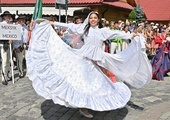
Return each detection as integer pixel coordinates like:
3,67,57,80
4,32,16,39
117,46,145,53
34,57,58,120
50,21,54,25
163,40,167,43
132,33,139,38
8,40,12,44
36,19,45,24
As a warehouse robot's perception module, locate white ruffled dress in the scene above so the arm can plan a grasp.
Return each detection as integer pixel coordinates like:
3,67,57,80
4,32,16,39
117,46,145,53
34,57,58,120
27,20,152,111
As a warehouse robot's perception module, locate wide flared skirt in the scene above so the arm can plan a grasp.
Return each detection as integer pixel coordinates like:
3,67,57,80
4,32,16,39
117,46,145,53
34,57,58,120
27,20,151,111
151,44,170,80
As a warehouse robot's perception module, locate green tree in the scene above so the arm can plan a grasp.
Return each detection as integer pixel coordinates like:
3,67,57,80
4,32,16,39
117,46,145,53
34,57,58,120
129,5,145,23
129,9,136,21
134,5,145,23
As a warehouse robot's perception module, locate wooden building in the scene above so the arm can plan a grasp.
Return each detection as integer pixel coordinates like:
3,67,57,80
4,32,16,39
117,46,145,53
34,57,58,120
0,0,135,22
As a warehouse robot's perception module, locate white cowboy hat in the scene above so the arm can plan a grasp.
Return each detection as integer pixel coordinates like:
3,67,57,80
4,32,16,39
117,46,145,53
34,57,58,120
166,36,170,41
152,26,157,29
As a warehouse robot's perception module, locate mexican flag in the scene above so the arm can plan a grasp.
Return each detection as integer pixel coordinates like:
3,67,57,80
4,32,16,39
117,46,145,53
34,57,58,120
32,0,42,20
30,0,42,30
27,0,42,45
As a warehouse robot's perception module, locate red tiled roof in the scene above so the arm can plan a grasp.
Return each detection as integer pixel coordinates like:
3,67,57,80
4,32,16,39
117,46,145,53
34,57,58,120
0,0,103,5
103,1,133,10
69,0,103,4
0,0,132,10
136,0,170,21
0,0,55,5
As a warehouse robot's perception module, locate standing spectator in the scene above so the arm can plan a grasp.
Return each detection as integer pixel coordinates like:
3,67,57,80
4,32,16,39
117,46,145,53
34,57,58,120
109,21,115,29
13,15,28,78
105,20,110,28
0,16,2,22
101,20,110,52
0,11,13,85
73,16,82,24
151,26,159,55
109,21,122,54
129,21,136,32
68,16,84,48
143,26,153,55
122,25,130,50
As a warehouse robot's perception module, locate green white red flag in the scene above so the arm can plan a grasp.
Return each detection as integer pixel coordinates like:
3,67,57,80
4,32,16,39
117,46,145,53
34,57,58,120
32,0,42,20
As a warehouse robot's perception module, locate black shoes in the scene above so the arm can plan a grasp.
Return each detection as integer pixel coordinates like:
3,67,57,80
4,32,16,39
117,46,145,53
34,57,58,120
19,74,24,78
2,80,8,85
7,76,12,81
1,75,9,85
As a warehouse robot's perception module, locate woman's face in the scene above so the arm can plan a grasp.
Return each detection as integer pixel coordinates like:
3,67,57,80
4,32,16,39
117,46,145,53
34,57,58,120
18,19,26,26
165,28,170,34
89,13,99,27
110,22,114,29
124,26,129,31
75,19,82,24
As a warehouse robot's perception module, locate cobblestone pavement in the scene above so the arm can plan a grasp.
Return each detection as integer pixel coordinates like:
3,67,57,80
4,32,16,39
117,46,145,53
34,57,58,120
0,74,170,120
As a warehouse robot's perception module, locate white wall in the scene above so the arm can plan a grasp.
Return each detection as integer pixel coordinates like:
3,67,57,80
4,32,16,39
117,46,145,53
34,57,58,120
1,7,85,15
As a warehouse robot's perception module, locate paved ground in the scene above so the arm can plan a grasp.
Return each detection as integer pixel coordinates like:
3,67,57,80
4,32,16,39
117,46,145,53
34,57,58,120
0,73,170,120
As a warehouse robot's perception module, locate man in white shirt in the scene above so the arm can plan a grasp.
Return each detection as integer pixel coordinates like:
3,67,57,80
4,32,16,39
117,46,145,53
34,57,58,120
0,11,13,85
13,15,28,78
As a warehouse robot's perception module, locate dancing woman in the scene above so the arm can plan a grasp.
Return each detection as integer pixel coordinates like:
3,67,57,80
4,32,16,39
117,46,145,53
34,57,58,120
27,11,152,118
151,28,170,81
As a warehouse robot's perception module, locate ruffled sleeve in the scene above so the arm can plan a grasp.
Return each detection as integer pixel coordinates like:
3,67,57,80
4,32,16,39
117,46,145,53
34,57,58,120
101,28,133,40
54,22,85,35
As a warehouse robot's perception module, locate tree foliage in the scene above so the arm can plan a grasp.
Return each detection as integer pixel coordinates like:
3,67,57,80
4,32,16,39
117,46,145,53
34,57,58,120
129,5,145,23
134,5,145,22
129,10,136,20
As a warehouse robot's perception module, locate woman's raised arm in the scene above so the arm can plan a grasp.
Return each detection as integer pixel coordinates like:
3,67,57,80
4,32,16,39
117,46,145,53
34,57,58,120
52,21,85,35
101,28,138,40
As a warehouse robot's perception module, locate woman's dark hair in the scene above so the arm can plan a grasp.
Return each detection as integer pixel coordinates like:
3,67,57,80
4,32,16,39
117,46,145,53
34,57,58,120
83,12,102,37
123,25,129,31
73,16,80,24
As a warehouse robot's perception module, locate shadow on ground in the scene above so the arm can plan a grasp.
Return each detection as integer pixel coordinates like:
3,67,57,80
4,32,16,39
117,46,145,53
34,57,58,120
41,100,129,120
127,101,144,111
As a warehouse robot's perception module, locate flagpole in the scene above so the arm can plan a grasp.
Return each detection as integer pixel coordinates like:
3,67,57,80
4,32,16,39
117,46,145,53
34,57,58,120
65,8,67,23
65,0,68,23
59,5,61,22
9,42,15,84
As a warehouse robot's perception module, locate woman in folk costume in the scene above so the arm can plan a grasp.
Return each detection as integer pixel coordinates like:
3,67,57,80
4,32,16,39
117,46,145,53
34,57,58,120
151,28,170,81
151,26,159,55
27,11,152,118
